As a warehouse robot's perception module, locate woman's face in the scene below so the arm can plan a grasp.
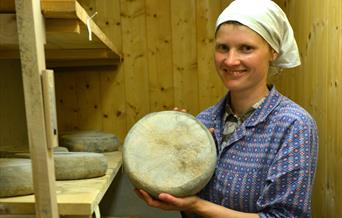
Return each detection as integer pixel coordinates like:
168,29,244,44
214,23,276,95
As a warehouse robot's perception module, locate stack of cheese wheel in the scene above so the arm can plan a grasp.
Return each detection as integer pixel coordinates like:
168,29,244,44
123,111,217,198
59,130,120,152
0,158,33,197
54,152,108,180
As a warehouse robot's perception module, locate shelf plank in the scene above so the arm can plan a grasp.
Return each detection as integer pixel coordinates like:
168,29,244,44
0,152,122,216
0,0,122,67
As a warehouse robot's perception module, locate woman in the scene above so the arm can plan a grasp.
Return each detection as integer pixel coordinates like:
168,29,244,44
135,0,318,217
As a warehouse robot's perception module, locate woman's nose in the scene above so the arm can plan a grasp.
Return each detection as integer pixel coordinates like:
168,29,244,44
224,50,240,66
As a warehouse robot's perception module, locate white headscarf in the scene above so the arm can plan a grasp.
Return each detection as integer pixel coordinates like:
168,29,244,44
216,0,300,68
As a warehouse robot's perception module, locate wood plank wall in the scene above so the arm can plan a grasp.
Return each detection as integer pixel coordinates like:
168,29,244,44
55,0,228,141
272,0,342,217
0,60,28,151
54,0,342,217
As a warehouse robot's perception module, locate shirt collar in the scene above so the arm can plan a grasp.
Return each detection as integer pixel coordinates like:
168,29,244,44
208,85,282,127
223,92,267,123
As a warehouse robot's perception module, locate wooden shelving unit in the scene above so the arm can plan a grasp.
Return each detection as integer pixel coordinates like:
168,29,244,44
0,152,122,217
0,0,122,67
0,0,123,217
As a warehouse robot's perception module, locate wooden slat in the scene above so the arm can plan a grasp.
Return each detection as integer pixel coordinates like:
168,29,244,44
96,0,127,142
326,0,341,217
47,59,119,68
0,14,18,49
335,1,342,216
41,0,77,18
54,72,80,131
171,0,198,114
46,48,117,59
15,0,58,217
220,0,233,9
0,60,28,152
42,69,58,148
75,71,102,131
120,0,150,128
0,0,15,12
196,0,226,111
272,1,342,217
145,0,174,111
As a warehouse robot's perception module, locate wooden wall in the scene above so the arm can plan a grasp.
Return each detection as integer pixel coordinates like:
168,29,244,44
272,1,342,217
54,0,342,217
55,0,230,141
0,60,28,152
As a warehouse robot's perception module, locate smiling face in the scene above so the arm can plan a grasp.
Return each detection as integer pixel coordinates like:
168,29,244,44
214,22,277,96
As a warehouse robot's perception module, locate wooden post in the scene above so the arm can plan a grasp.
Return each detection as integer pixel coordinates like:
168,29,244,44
15,0,59,217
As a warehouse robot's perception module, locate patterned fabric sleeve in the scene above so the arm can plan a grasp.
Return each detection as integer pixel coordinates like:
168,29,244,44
257,118,318,218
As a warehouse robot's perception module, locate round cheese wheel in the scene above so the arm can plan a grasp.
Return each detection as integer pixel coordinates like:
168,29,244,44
123,111,217,197
59,130,120,152
54,152,108,180
53,146,69,152
0,158,33,197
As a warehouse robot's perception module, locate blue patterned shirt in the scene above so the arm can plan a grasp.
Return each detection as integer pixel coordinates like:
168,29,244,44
194,86,318,218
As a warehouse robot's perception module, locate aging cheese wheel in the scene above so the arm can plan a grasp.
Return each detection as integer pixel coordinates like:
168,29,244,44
0,158,33,197
59,130,120,152
123,111,217,197
54,152,108,180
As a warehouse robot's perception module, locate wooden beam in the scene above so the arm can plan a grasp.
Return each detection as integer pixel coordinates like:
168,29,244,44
15,0,59,217
41,0,76,18
46,48,117,59
42,69,58,149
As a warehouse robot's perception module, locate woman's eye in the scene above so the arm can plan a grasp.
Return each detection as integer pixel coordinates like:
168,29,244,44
216,44,229,52
241,45,253,53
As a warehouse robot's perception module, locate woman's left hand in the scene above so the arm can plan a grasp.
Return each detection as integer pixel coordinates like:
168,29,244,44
134,189,199,212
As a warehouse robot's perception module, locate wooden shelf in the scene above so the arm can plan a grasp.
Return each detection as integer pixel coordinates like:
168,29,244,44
0,0,122,67
0,151,122,216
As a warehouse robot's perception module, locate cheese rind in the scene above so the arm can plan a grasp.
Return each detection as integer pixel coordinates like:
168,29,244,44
54,152,108,180
123,111,217,198
0,158,33,197
60,131,120,152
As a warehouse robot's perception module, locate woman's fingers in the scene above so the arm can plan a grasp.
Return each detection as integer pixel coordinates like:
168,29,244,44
173,107,187,112
135,189,195,211
134,188,144,199
134,189,174,210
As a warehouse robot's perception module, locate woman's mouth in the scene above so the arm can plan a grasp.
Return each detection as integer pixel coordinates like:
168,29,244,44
223,69,246,77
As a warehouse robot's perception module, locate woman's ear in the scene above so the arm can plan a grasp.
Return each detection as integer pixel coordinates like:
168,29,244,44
271,49,278,61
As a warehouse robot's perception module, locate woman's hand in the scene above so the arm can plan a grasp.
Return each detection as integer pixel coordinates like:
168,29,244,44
134,189,199,212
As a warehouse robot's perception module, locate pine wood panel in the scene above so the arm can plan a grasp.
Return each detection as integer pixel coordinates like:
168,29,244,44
145,0,174,112
120,0,150,129
196,0,226,110
272,0,342,217
171,0,199,114
53,2,342,217
97,0,127,141
0,0,14,12
0,60,28,151
55,72,80,131
55,0,225,142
